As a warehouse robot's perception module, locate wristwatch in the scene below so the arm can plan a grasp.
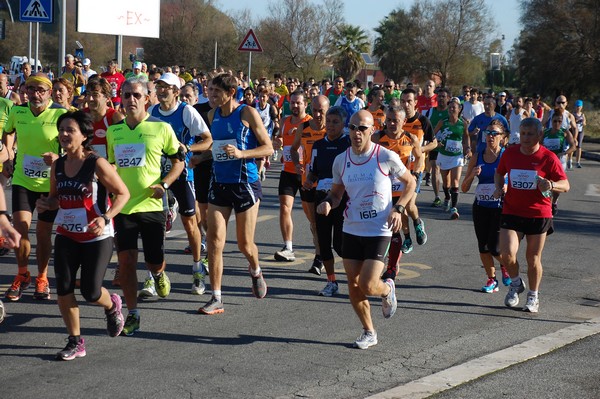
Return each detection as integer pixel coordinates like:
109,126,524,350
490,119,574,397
394,204,405,214
101,214,110,224
161,181,169,190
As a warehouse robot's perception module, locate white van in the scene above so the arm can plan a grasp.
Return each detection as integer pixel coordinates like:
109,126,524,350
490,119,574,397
8,56,41,85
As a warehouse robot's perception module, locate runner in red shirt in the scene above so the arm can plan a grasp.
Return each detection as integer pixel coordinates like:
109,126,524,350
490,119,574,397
493,118,569,314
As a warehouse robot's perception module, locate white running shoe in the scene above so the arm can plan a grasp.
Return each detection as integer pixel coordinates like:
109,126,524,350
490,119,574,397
274,246,295,262
191,272,206,295
138,277,157,299
504,279,526,308
354,329,378,349
523,294,539,313
382,278,398,319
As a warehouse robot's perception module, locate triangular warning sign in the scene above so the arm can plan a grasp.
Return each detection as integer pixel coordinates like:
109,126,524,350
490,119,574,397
238,29,263,52
23,0,48,18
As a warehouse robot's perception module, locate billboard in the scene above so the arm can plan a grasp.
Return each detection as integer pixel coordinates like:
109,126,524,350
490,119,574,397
76,0,160,38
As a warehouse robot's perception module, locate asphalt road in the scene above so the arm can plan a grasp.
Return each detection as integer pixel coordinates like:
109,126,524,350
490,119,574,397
0,157,599,399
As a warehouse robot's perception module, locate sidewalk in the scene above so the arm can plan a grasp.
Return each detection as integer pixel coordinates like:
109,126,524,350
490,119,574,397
582,137,600,162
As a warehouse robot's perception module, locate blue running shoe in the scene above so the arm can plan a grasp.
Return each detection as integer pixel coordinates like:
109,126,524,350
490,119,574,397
482,278,499,293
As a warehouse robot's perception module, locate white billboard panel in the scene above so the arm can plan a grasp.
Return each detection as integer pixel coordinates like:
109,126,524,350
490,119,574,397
76,0,160,38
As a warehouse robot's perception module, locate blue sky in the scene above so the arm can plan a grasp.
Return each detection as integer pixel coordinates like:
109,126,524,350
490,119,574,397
215,0,522,54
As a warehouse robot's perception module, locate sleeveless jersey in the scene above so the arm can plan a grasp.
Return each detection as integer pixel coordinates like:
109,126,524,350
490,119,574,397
88,107,118,159
404,113,433,172
474,149,504,208
281,114,312,174
55,154,114,242
546,109,571,130
336,144,406,237
574,112,584,133
378,131,414,196
368,106,386,132
310,134,351,192
337,96,363,126
300,121,326,185
508,109,525,144
150,102,194,181
5,102,67,192
436,118,465,157
255,102,274,136
211,104,259,184
542,128,567,156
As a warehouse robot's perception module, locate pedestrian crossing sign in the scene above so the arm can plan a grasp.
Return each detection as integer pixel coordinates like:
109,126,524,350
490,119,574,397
238,29,263,52
20,0,53,23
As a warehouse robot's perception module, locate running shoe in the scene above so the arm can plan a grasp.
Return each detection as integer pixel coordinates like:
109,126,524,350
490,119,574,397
523,294,540,313
5,272,31,301
0,299,5,323
500,265,512,286
382,278,397,319
382,267,396,281
481,278,499,293
165,198,179,234
105,294,124,337
308,256,324,276
414,220,428,245
443,199,451,212
354,329,378,349
274,246,295,262
401,237,413,254
260,168,266,181
112,267,121,287
201,257,209,275
576,163,582,168
201,240,207,254
567,160,572,170
250,269,267,299
318,281,339,297
198,296,224,315
122,313,140,336
424,174,431,186
184,245,192,254
431,197,442,207
154,272,171,298
449,207,460,220
56,336,86,361
191,272,206,295
138,277,157,299
33,276,51,300
272,150,279,161
505,279,526,308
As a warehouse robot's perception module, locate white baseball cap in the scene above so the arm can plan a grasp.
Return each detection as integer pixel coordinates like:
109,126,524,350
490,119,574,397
82,58,91,66
157,72,182,89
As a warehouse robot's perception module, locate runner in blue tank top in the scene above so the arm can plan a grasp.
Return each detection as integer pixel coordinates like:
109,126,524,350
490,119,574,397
198,74,273,315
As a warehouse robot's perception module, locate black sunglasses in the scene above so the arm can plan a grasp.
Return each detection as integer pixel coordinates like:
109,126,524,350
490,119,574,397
123,92,145,99
482,129,502,137
349,123,372,132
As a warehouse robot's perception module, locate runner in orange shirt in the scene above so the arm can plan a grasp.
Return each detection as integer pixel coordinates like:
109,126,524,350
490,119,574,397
272,90,312,261
291,95,330,273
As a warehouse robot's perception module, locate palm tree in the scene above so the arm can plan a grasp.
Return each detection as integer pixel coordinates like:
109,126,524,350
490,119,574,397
332,24,370,81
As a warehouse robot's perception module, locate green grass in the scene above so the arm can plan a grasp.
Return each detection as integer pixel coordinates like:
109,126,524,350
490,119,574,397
584,109,600,139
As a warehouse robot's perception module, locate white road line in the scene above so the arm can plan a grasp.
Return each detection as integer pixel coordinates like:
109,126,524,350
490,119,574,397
366,316,600,399
584,183,600,196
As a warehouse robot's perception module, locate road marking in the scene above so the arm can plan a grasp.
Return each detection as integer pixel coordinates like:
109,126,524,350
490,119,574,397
366,316,600,399
396,263,432,280
584,184,600,196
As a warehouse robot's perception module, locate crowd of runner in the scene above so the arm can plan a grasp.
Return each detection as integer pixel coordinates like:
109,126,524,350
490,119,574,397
0,55,581,356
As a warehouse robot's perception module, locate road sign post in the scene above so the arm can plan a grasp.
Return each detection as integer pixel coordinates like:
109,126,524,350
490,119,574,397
238,29,262,84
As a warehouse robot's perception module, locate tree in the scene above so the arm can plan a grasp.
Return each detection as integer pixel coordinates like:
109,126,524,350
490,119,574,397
516,0,600,98
256,0,342,80
141,0,239,71
373,9,420,83
331,24,370,81
373,0,493,87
